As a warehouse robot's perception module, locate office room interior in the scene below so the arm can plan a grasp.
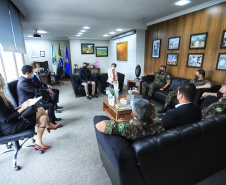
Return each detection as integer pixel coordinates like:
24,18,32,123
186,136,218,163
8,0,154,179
0,0,226,185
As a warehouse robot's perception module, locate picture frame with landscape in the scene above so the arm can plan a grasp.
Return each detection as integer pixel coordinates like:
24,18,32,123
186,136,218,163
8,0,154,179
166,54,178,66
189,32,208,49
187,53,204,68
96,47,108,57
81,43,94,54
152,39,161,58
216,53,226,71
168,37,180,50
220,30,226,48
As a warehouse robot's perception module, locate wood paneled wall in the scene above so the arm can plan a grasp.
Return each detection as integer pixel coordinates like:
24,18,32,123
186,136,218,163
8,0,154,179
144,2,226,85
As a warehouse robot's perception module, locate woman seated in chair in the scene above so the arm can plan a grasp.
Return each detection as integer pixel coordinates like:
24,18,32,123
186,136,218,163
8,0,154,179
107,63,118,89
0,74,59,150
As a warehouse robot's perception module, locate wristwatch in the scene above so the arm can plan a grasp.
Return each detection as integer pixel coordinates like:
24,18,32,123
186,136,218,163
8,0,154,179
208,92,211,96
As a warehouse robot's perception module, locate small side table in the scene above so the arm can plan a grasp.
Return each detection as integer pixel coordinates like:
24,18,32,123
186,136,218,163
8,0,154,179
127,80,142,95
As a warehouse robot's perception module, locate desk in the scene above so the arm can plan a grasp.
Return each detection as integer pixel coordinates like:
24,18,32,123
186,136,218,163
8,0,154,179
73,68,100,74
39,72,51,84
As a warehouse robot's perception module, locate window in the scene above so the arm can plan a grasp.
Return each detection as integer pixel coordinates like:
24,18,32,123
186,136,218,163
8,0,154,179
0,43,24,82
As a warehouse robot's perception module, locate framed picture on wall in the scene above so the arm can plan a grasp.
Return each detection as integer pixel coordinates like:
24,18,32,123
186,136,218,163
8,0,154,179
168,37,180,50
216,53,226,71
152,39,161,58
220,30,226,48
166,54,178,66
187,53,204,68
31,48,39,58
117,41,128,61
96,47,108,57
81,43,94,54
40,51,45,57
189,32,208,49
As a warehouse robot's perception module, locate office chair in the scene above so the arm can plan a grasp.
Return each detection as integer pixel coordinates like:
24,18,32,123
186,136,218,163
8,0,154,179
51,72,64,86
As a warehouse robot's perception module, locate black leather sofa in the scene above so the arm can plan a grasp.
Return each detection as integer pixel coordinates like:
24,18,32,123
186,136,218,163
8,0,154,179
142,75,221,107
97,72,125,93
70,73,99,98
94,114,226,185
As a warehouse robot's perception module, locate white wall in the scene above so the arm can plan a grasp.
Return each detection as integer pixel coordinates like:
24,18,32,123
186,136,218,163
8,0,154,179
69,39,109,73
109,30,145,84
24,39,70,72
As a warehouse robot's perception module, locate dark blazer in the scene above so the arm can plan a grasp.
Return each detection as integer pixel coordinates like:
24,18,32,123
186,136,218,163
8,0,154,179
17,76,47,105
31,74,47,88
79,68,92,83
162,103,201,130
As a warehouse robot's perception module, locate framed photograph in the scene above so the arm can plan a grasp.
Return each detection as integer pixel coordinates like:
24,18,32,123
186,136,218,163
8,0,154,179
96,47,108,57
117,41,128,61
81,43,94,54
189,32,208,49
220,30,226,48
216,53,226,71
31,48,39,58
166,54,178,66
187,53,204,68
168,37,180,50
152,39,161,58
40,51,45,57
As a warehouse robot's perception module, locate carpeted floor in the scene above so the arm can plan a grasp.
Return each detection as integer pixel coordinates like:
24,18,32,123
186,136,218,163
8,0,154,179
0,81,225,185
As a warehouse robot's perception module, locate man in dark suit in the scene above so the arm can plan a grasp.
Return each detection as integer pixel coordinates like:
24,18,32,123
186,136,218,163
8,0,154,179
17,65,62,126
79,62,98,100
30,62,62,113
160,83,201,130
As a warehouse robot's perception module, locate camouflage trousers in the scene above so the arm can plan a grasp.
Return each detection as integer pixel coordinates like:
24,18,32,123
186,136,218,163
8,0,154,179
142,82,165,97
165,91,177,105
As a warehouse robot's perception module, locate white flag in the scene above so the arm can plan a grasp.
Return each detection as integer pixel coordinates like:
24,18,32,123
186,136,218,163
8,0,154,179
51,45,57,74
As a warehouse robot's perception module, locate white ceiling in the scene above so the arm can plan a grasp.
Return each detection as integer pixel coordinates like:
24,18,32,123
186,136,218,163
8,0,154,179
11,0,225,40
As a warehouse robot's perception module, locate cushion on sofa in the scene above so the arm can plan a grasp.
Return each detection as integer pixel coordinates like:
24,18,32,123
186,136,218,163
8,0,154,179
167,77,190,91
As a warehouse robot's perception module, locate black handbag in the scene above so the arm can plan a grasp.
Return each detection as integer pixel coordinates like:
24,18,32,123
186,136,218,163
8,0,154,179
19,105,37,119
35,92,50,104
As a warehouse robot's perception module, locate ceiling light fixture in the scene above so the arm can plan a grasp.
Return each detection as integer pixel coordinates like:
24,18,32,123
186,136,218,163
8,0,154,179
116,29,123,32
112,29,136,40
109,32,115,35
76,35,81,37
175,0,191,6
81,30,86,32
83,26,90,29
78,32,83,35
28,35,33,37
103,34,109,37
37,30,47,34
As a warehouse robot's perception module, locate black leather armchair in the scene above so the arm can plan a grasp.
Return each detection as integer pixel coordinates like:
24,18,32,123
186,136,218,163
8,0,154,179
94,114,226,185
97,72,125,94
0,80,43,171
70,73,99,98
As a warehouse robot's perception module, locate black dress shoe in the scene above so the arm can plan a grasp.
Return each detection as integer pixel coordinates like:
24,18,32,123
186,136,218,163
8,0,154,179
55,118,62,121
157,104,168,113
92,95,98,98
87,96,91,100
54,109,62,113
54,123,63,128
55,105,63,109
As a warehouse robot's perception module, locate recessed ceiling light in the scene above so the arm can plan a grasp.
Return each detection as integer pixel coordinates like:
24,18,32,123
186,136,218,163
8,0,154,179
116,29,123,32
103,34,109,37
78,32,83,35
81,30,86,32
109,32,115,35
83,26,90,29
37,30,47,34
76,35,81,37
28,35,33,37
175,0,191,6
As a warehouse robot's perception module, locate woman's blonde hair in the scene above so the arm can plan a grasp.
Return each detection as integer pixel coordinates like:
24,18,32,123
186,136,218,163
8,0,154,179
0,74,12,107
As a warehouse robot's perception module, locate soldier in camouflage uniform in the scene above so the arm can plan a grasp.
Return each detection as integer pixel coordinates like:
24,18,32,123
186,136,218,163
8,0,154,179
202,84,226,119
158,69,212,113
142,65,171,100
95,99,165,140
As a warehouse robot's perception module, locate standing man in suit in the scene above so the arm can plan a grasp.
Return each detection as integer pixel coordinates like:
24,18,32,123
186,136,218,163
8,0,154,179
17,65,62,127
79,62,98,100
30,62,62,113
160,83,201,129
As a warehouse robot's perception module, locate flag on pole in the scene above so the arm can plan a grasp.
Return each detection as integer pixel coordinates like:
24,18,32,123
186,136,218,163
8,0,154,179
65,45,71,76
58,44,65,78
51,44,57,74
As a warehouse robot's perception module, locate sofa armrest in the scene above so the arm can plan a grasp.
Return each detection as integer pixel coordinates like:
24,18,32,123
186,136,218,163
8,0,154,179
70,74,80,95
141,75,155,83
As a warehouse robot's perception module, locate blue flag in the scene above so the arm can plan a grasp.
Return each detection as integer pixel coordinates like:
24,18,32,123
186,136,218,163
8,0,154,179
65,45,71,76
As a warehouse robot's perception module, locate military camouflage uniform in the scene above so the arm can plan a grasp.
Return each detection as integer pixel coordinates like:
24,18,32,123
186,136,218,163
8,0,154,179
202,98,226,119
142,72,171,97
164,78,213,105
104,118,165,140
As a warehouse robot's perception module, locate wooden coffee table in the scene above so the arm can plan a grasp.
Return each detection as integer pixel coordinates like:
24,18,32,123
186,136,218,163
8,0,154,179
102,96,155,121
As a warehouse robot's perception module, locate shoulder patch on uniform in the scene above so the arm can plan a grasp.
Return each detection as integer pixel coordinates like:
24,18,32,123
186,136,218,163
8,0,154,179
215,107,223,113
118,123,125,130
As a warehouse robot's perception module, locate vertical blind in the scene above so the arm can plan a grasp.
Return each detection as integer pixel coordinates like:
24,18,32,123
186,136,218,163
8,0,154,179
0,0,26,53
